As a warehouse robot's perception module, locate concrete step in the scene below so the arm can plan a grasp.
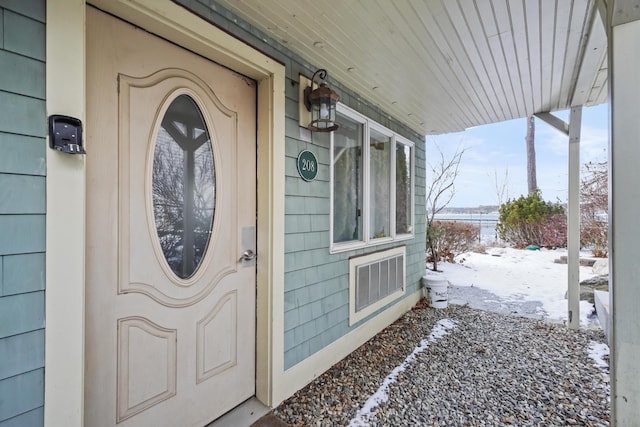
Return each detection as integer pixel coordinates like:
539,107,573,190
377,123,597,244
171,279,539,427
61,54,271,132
553,255,597,266
206,397,272,427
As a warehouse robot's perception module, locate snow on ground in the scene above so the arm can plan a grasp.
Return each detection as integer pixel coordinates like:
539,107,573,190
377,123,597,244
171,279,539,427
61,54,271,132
588,340,610,369
429,247,600,326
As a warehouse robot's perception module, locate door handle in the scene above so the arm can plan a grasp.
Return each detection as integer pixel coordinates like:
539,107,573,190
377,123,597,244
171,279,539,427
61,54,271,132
240,249,256,262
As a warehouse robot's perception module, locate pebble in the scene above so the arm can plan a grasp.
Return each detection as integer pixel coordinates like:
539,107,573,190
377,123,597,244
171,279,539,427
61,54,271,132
273,302,610,426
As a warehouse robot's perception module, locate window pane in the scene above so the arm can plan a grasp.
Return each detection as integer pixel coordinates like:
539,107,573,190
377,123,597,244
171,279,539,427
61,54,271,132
395,142,412,234
152,95,215,279
369,128,391,239
333,113,364,243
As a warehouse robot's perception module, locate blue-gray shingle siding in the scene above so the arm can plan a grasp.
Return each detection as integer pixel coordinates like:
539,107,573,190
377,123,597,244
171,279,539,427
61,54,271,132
176,0,427,370
0,0,46,425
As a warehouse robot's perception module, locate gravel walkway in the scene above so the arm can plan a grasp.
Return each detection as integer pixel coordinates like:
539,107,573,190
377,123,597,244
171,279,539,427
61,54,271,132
273,301,610,426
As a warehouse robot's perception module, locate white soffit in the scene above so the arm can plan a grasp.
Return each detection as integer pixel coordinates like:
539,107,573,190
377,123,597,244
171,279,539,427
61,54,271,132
213,0,607,135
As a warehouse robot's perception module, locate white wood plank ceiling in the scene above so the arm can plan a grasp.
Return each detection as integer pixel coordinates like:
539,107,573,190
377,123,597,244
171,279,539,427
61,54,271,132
212,0,608,135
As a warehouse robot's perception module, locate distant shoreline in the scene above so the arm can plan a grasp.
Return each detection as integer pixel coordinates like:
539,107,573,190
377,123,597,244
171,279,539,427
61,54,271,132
436,206,499,215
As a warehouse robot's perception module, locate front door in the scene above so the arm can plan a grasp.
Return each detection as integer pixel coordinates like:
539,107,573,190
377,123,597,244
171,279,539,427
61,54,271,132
85,8,257,426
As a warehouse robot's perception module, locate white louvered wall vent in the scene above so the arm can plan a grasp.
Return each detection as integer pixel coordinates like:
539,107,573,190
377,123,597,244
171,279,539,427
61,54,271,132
356,254,404,311
349,246,406,325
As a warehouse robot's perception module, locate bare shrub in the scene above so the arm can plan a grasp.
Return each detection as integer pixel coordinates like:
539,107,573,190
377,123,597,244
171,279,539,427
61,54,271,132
581,161,608,257
539,213,567,248
428,221,479,263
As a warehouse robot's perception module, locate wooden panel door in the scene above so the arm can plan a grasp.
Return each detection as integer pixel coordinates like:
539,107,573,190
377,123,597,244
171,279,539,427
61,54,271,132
85,7,256,426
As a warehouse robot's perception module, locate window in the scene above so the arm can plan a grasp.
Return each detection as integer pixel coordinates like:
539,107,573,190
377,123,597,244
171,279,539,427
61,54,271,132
331,104,414,252
152,94,215,279
369,126,392,239
395,141,412,235
332,113,364,243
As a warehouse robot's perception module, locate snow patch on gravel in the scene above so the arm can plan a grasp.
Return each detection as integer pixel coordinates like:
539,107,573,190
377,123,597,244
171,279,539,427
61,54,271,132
348,319,457,427
588,340,610,369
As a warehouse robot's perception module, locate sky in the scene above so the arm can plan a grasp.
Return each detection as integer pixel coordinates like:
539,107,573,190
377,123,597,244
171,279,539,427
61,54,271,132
426,103,609,208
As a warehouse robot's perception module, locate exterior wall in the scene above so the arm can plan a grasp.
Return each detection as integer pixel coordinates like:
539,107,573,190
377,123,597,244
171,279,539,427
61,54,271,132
0,1,47,426
283,131,425,368
175,0,427,370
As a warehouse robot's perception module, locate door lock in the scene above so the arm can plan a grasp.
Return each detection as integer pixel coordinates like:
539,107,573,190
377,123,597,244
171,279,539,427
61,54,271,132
240,249,256,262
240,226,256,266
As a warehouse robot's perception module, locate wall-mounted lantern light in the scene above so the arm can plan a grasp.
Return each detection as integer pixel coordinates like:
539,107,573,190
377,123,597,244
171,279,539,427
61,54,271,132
303,69,340,132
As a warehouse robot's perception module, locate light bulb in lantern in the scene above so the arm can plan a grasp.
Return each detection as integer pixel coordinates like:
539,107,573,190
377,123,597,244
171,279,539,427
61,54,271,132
320,102,329,120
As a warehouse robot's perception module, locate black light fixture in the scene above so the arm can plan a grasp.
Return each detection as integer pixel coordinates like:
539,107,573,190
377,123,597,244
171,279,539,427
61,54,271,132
303,69,340,132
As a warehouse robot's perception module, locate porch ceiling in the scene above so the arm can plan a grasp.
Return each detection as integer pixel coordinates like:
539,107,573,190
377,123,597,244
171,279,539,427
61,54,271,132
213,0,607,135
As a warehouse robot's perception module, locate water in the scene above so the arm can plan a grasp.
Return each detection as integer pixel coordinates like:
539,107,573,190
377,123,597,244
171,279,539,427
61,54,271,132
432,213,500,243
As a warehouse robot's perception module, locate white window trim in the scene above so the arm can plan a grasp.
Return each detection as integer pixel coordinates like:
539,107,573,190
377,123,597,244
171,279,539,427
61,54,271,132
394,133,416,240
367,121,394,245
330,103,415,253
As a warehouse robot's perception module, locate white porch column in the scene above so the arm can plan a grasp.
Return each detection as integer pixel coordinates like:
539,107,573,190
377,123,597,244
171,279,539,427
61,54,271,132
567,107,582,330
533,110,581,330
609,4,640,423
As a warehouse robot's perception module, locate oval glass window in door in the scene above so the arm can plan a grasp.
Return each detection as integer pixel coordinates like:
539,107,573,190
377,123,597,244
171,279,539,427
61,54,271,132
152,94,215,279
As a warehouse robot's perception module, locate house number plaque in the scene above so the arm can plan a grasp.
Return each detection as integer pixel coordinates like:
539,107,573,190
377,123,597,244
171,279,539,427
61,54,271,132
297,150,318,181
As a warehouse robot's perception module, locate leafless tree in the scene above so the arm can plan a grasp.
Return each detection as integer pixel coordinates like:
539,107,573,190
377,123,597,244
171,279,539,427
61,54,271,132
426,142,465,271
490,166,510,207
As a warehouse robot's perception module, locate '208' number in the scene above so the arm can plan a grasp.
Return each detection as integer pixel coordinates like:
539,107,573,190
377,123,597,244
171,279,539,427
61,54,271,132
301,158,315,172
298,150,318,181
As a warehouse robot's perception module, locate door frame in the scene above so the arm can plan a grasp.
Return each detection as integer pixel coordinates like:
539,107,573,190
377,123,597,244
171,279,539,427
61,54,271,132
45,1,286,426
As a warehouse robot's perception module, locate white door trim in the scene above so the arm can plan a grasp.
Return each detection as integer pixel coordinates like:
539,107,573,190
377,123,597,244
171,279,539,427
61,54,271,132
45,1,286,425
45,1,87,426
